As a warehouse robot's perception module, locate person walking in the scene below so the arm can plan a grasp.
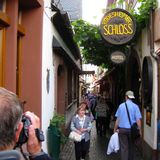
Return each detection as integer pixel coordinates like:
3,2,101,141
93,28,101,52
113,90,142,160
88,93,97,120
70,103,92,160
95,97,109,136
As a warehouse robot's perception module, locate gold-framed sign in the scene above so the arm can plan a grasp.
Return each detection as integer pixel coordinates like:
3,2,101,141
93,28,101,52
100,8,136,45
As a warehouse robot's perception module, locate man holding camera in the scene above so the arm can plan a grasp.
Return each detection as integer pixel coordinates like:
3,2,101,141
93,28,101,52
0,87,52,160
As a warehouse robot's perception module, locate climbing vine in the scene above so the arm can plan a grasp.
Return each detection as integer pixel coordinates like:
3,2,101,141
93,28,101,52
72,19,113,68
71,0,157,68
132,0,157,28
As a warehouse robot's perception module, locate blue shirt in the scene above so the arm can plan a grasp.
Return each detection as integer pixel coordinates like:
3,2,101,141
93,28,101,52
115,99,142,129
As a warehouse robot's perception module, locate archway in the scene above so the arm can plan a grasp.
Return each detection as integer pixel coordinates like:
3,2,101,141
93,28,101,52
126,48,141,106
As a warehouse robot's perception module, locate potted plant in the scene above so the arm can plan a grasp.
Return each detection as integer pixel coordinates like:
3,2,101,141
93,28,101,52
47,114,66,160
50,114,65,129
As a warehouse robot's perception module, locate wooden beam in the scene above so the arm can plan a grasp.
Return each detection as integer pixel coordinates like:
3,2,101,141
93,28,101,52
80,71,95,75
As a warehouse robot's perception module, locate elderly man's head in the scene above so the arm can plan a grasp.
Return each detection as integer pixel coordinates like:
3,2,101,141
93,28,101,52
0,87,23,150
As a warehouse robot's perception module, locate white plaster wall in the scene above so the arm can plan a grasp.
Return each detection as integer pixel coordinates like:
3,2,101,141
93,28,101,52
53,52,76,128
40,1,82,152
41,0,55,152
141,28,158,149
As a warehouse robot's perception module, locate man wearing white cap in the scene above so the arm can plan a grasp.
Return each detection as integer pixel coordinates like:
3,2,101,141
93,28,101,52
113,90,142,160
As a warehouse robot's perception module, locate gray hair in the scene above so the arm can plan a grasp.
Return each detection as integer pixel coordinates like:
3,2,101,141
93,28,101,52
0,87,23,148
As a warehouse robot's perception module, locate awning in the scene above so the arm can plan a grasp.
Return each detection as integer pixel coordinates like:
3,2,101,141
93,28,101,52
51,10,81,60
51,8,82,72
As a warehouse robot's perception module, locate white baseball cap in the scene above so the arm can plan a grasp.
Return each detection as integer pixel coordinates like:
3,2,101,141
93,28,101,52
125,90,135,99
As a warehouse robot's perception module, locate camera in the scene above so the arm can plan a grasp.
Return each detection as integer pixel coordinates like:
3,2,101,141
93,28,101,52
17,115,32,146
16,115,45,147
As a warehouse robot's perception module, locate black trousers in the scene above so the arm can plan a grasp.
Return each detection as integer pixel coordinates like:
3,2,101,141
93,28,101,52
74,139,90,160
119,128,135,160
96,117,107,136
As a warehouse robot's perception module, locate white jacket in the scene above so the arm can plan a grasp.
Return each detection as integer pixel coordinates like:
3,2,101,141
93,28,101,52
107,132,120,155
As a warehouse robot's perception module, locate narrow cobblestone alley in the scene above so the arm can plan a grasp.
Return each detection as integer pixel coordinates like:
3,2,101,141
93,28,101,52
59,121,143,160
60,122,143,160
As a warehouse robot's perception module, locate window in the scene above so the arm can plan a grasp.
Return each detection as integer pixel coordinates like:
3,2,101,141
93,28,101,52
67,69,78,104
142,56,153,110
68,68,72,104
0,1,9,86
16,9,25,95
73,71,77,99
16,34,21,95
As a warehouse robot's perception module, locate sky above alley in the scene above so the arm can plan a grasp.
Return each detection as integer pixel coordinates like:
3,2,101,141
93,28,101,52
82,0,107,25
81,0,108,72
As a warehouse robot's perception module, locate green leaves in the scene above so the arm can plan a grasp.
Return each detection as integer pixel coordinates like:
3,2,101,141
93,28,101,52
132,0,156,28
131,0,157,41
72,19,112,68
49,114,67,144
50,114,65,128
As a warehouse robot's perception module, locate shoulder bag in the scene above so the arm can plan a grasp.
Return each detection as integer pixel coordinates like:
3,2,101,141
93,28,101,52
69,131,82,142
125,102,140,139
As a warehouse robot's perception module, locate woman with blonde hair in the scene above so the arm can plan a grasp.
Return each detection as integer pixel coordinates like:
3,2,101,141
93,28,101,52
70,102,92,160
80,102,94,121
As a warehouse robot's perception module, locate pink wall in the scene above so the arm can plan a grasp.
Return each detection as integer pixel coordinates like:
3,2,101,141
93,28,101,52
3,0,44,120
20,5,43,117
5,0,18,92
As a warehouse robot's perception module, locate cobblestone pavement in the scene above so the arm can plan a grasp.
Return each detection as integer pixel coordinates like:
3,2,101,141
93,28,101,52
59,121,143,160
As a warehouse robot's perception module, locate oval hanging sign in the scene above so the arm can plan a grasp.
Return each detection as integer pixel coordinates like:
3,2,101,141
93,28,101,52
100,8,136,45
110,51,126,64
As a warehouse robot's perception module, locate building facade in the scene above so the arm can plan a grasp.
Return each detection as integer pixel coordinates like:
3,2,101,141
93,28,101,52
0,0,45,123
0,0,81,152
100,0,160,159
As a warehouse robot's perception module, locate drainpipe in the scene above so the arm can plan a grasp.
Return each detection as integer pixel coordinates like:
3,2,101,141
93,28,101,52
150,9,159,60
150,8,160,159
